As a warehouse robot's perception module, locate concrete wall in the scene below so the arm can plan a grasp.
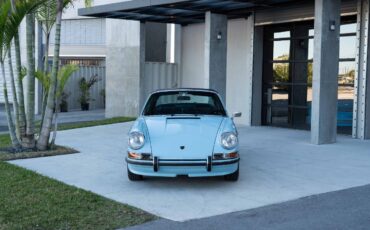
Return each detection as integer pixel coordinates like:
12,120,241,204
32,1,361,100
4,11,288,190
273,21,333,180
226,18,254,126
180,23,205,88
105,19,141,117
143,62,178,99
180,19,255,125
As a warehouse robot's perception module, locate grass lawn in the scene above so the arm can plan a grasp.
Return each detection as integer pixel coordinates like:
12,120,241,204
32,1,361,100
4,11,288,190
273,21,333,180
0,117,135,149
0,134,11,149
57,117,135,131
0,162,155,229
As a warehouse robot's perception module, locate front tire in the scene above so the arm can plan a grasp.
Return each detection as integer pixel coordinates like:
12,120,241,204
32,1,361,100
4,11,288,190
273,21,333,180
127,167,143,181
224,166,239,181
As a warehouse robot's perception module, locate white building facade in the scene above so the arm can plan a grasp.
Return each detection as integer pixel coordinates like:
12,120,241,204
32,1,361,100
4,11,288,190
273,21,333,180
79,0,370,145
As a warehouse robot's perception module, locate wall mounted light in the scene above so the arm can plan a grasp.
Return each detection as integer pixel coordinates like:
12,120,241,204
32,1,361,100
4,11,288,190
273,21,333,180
217,32,222,40
329,21,336,31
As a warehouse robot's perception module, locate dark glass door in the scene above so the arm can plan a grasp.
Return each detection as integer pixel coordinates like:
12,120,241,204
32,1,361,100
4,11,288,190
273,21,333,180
262,24,310,130
261,19,357,135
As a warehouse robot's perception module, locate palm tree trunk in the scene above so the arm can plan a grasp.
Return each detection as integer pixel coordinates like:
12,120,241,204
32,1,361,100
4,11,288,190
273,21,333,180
25,13,36,148
7,48,20,139
39,32,50,136
1,61,21,149
10,0,27,142
37,0,63,150
50,99,59,147
43,33,50,73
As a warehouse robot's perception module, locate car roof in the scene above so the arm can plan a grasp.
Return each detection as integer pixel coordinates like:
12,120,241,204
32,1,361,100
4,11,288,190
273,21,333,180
151,88,219,94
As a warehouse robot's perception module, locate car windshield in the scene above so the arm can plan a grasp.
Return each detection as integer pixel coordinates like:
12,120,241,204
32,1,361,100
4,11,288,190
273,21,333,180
143,91,227,116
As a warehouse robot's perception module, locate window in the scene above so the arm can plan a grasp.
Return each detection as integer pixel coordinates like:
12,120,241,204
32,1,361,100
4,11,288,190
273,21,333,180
60,58,105,67
143,91,226,116
307,22,356,134
50,19,106,46
263,20,357,134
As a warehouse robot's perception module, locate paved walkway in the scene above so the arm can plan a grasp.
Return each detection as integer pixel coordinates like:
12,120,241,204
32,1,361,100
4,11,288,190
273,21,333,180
9,123,370,221
0,109,105,133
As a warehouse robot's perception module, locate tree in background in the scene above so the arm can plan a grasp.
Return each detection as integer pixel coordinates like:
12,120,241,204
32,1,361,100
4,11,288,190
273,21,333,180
1,0,90,151
0,1,21,149
37,0,92,150
1,0,47,149
10,0,27,144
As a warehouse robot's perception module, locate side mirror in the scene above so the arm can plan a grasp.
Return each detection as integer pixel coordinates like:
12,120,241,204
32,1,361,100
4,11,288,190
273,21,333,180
233,112,242,118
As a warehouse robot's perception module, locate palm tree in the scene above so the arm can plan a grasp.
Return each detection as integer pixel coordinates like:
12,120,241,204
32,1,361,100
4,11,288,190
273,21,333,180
1,0,48,149
37,0,92,150
7,43,20,139
0,1,21,149
10,0,27,142
25,12,37,148
53,64,78,146
36,0,56,132
36,0,72,132
35,64,78,146
37,0,63,150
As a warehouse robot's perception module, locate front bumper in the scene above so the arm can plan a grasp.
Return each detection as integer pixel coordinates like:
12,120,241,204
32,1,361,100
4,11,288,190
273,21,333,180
126,157,239,177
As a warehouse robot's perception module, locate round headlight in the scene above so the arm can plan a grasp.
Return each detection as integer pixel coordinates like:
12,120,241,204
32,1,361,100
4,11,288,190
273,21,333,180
128,132,145,150
221,132,238,150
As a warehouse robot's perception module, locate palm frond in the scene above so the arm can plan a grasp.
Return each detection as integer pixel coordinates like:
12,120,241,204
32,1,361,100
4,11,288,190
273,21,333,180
0,0,12,61
36,0,73,34
57,64,78,98
84,0,92,7
2,0,48,60
35,69,51,90
35,0,57,33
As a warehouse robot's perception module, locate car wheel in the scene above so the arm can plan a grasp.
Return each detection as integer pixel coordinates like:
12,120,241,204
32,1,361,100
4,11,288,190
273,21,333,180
224,167,239,181
127,168,143,181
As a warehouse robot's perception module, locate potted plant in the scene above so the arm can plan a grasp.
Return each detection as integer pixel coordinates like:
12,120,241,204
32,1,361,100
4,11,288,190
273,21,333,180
59,92,69,112
79,75,99,111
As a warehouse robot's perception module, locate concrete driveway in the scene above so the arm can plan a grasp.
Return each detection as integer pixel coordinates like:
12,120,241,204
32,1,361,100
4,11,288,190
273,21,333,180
10,122,370,221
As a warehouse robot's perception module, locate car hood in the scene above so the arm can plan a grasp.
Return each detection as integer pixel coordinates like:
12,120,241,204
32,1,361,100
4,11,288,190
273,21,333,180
144,116,224,159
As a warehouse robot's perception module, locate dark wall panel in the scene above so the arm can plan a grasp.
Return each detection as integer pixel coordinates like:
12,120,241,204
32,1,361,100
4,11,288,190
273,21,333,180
145,22,167,62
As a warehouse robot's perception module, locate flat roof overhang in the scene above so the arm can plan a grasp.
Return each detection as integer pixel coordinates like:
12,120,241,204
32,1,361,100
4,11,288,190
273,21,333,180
78,0,303,25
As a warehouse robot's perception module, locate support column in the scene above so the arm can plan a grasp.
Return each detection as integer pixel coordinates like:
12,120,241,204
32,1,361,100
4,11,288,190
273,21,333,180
311,0,341,144
204,12,228,102
105,20,145,117
290,26,309,127
174,24,182,88
353,0,370,139
251,24,264,126
139,22,146,111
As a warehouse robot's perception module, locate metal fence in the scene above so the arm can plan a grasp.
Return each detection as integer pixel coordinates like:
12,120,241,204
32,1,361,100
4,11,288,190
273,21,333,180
143,62,178,99
62,65,106,111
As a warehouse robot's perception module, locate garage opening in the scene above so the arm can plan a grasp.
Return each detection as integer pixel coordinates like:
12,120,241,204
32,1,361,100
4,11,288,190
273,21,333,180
261,16,356,135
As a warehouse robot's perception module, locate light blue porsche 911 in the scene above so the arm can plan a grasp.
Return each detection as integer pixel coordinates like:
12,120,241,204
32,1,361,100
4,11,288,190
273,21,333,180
125,88,241,181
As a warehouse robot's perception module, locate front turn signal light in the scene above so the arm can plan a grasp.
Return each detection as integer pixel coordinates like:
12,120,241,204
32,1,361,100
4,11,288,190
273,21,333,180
213,152,239,160
128,152,142,160
225,152,239,159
